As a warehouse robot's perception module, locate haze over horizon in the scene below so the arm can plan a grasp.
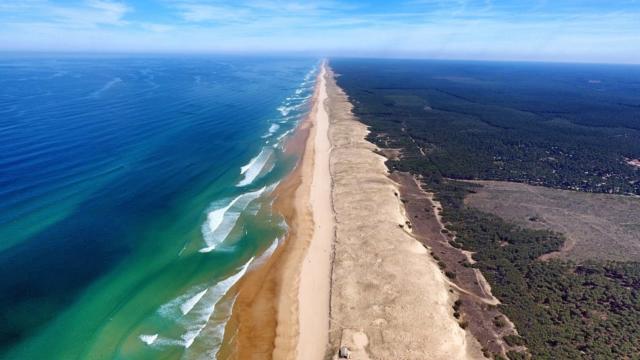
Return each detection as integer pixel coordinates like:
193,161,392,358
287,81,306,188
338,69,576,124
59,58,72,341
1,0,639,64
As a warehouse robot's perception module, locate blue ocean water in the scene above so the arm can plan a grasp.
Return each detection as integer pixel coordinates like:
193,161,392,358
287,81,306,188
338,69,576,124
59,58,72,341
0,54,318,359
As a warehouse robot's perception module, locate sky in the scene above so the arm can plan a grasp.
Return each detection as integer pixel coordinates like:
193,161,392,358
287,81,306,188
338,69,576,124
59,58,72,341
0,0,639,63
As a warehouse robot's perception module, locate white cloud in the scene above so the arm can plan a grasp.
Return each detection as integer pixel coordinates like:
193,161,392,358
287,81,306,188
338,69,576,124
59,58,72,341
0,0,132,28
140,23,174,32
177,3,251,23
51,0,131,27
0,0,638,63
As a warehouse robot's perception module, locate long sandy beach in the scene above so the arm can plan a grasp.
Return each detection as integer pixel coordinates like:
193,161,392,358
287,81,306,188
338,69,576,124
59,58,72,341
296,63,334,359
220,62,481,360
219,62,333,360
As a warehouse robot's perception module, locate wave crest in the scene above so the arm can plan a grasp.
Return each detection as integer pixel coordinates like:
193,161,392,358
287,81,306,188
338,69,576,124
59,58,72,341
237,148,272,187
200,186,267,252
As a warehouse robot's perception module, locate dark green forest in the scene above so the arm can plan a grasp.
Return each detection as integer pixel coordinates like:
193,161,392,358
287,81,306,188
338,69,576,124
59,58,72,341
333,58,640,195
332,59,640,359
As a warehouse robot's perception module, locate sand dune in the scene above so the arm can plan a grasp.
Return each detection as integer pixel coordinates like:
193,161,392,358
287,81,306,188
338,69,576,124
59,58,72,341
325,66,482,359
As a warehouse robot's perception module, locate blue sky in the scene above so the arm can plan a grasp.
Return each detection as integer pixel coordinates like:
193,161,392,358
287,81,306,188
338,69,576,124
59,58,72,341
0,0,638,63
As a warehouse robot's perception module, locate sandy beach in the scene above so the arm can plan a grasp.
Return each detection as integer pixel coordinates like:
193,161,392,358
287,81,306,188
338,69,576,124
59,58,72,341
296,63,334,359
218,62,333,360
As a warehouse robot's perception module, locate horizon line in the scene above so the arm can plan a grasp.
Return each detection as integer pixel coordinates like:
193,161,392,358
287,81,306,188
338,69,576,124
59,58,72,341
1,50,639,67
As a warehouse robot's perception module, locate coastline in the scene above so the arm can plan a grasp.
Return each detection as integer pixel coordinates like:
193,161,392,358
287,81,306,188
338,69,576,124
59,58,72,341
219,62,482,360
218,62,332,359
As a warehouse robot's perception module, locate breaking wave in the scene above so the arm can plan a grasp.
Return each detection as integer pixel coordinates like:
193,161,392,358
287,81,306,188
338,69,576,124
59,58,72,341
139,334,158,345
199,186,267,252
142,261,251,350
140,62,320,356
180,289,208,316
237,148,272,187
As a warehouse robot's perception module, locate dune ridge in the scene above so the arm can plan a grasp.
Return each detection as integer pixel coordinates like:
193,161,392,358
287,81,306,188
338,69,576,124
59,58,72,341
325,66,483,359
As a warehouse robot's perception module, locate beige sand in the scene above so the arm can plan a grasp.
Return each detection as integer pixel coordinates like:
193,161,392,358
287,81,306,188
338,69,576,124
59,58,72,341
325,66,483,360
296,63,334,360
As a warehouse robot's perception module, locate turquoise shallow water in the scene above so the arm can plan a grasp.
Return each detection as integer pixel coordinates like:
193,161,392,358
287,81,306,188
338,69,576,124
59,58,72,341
0,54,318,359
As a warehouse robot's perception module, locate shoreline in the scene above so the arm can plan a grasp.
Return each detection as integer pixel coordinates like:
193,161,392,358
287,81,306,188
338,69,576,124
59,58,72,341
218,62,332,359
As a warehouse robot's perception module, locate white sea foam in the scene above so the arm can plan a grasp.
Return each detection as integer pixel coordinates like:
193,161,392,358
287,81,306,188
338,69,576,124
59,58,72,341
278,100,308,117
152,337,183,347
276,129,293,142
275,66,316,119
149,261,252,350
158,287,206,319
279,115,297,124
193,250,279,356
203,196,241,236
261,123,281,139
179,261,251,348
237,148,272,187
182,293,239,359
288,94,311,102
139,334,159,345
90,77,122,98
268,123,280,134
199,186,267,252
262,237,279,258
303,67,316,82
140,64,318,354
277,105,296,117
277,105,293,117
240,149,264,175
248,237,280,271
180,289,208,316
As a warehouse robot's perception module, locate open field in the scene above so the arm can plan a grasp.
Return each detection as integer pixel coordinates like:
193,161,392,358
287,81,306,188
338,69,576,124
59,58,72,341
465,181,640,262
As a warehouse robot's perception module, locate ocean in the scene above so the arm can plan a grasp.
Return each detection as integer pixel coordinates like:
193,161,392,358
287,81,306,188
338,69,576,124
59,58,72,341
0,54,318,359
